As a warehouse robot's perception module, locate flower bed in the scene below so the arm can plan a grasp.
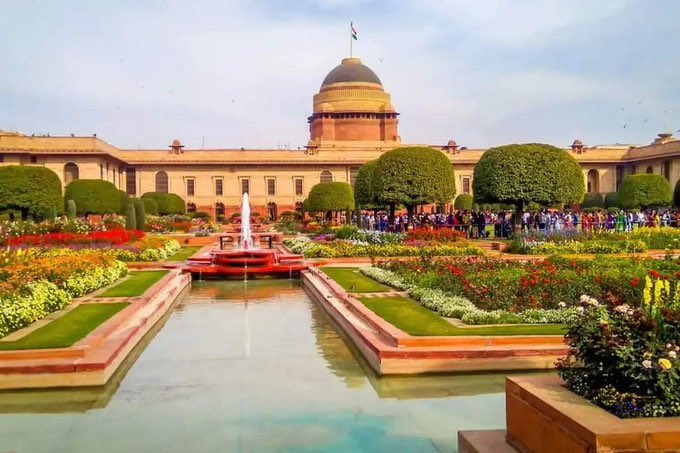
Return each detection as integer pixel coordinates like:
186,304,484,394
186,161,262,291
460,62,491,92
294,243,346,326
27,238,181,262
0,250,128,337
284,237,483,258
0,217,120,245
7,230,144,247
557,280,680,418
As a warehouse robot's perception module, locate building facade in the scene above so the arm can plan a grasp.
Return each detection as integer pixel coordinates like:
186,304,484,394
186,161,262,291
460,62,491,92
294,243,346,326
1,56,679,219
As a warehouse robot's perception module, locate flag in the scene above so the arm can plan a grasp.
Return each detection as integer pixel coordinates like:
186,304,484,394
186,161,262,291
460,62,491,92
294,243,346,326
351,22,358,40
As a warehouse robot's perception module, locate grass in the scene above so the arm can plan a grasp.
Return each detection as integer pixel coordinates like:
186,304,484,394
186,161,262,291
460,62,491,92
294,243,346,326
321,267,392,293
358,296,566,336
0,303,128,350
97,270,169,298
167,246,201,261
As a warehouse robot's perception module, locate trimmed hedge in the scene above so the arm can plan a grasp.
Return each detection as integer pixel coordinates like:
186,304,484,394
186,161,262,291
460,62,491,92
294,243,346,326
581,192,604,208
118,190,131,215
305,182,355,213
0,166,63,220
141,197,159,215
454,194,473,210
604,192,620,209
618,174,672,209
65,180,121,215
141,192,186,215
133,199,145,230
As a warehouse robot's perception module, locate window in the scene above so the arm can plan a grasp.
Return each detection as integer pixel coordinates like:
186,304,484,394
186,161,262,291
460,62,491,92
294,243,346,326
349,167,360,186
241,178,250,195
30,156,37,164
616,165,624,191
646,166,654,174
462,177,471,195
215,178,223,196
186,178,195,197
663,160,672,181
267,178,276,196
112,168,116,187
64,163,79,184
125,167,136,195
295,178,303,196
320,170,333,183
186,202,196,213
0,154,4,163
155,171,169,193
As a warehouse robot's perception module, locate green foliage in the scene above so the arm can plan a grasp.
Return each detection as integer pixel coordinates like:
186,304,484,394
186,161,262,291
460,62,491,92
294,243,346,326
133,199,145,230
141,192,186,215
191,211,212,220
65,180,121,215
454,194,473,210
618,174,672,209
141,197,159,215
581,192,604,208
0,165,63,220
305,182,355,213
472,143,585,211
117,190,131,215
66,200,77,219
373,147,456,211
604,191,620,208
125,204,136,230
354,160,379,208
674,179,680,207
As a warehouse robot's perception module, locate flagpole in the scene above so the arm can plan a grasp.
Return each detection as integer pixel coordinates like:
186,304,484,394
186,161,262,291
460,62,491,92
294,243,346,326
349,22,353,57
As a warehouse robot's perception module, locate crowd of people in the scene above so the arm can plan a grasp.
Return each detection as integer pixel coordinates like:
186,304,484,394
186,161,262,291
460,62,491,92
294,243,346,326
356,209,680,238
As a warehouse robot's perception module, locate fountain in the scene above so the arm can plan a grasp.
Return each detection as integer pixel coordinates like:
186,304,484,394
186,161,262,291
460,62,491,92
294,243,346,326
170,192,308,279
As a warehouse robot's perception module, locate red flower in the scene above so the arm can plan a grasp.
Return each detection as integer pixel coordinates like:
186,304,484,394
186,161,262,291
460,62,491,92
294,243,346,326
631,278,640,288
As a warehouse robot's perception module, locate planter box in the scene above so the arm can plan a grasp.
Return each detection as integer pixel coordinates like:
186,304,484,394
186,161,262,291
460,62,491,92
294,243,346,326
459,375,680,452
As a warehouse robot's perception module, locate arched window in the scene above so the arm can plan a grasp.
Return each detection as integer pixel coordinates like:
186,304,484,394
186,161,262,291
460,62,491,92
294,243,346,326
186,202,196,213
646,166,654,174
215,202,225,222
64,163,79,184
267,202,278,222
155,171,169,193
295,201,305,220
586,169,600,193
320,170,333,183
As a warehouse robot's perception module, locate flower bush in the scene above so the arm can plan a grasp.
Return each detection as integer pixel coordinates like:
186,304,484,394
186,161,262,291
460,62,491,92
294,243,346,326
0,217,117,245
284,238,483,258
406,228,466,243
557,279,680,418
7,230,144,247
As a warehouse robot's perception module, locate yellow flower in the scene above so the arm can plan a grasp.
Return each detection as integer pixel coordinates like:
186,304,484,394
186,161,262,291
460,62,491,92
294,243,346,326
643,276,652,307
659,358,672,371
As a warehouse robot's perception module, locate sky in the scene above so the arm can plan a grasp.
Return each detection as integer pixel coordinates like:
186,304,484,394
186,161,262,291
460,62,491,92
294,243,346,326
1,0,679,150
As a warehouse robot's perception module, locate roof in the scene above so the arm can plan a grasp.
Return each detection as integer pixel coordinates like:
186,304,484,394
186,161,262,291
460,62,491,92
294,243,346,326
321,58,382,87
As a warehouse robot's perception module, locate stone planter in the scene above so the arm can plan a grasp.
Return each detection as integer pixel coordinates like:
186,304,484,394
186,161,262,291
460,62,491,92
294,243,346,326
459,375,680,452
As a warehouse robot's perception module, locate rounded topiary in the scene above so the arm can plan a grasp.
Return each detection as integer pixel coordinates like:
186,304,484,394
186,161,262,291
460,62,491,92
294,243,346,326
133,199,145,230
581,192,604,209
354,160,379,209
618,174,672,209
454,194,473,210
305,182,355,213
65,180,121,215
141,192,186,215
674,180,680,207
66,199,77,219
191,211,212,220
141,197,159,215
118,190,131,215
0,165,63,220
125,204,137,230
604,192,620,209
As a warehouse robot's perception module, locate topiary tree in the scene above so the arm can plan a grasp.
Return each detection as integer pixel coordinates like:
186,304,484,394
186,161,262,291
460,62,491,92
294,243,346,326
0,166,63,220
454,194,473,210
618,174,672,209
473,143,585,225
674,180,680,207
604,192,620,209
66,199,77,219
305,182,354,222
65,180,121,215
581,193,604,209
141,197,159,215
354,160,380,210
141,192,185,215
373,147,456,223
125,204,137,230
133,199,145,230
118,190,131,215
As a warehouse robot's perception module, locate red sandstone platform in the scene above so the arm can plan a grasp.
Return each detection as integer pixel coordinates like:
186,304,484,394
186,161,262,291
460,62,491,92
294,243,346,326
303,268,568,374
173,248,308,278
0,270,190,389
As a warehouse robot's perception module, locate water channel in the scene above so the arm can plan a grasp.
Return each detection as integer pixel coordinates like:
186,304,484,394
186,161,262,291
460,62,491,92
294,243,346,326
0,280,512,452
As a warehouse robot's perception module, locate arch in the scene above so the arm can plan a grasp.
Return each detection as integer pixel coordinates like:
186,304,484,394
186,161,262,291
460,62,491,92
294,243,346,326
155,171,169,193
646,166,654,174
63,163,79,184
267,202,278,222
586,169,600,193
186,202,196,213
215,202,225,221
320,170,333,183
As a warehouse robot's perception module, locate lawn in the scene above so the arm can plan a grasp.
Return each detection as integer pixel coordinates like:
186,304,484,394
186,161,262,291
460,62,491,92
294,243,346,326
321,267,392,293
359,296,566,336
97,270,169,298
167,246,201,261
0,303,129,350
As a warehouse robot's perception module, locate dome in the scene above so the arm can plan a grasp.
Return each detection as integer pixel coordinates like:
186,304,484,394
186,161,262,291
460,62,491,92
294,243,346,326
321,58,382,87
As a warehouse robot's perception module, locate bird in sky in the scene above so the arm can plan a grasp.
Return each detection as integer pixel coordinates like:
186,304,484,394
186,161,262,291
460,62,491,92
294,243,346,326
623,124,628,129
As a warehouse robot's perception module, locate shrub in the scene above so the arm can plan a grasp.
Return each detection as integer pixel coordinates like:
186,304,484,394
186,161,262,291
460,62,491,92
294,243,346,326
604,192,620,208
279,211,301,221
141,192,186,215
141,197,159,215
133,199,146,231
66,200,77,219
581,192,604,208
191,211,212,220
0,166,63,220
117,190,131,215
454,194,473,210
65,180,121,215
125,204,136,230
618,174,672,209
305,182,355,213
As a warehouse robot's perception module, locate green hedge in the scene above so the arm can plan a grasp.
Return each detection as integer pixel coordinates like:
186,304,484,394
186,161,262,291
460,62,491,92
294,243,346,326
141,197,159,215
0,166,63,220
618,174,672,209
141,192,186,215
65,180,121,215
305,182,355,213
604,192,620,209
454,194,473,210
581,193,604,208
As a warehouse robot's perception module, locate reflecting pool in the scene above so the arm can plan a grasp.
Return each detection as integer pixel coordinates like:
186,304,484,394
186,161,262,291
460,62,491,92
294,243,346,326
0,280,514,452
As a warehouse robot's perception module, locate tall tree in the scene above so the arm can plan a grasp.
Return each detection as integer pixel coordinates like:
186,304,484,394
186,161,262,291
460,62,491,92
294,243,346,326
354,160,379,210
304,182,354,222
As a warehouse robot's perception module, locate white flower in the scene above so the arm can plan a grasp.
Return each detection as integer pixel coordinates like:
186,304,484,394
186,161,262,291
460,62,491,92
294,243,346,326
642,360,653,369
576,306,585,314
558,302,566,308
667,344,672,349
614,304,629,314
588,298,599,306
670,351,677,359
580,295,589,303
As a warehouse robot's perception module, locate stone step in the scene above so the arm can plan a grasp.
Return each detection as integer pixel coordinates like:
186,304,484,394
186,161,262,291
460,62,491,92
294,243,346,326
458,430,517,453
